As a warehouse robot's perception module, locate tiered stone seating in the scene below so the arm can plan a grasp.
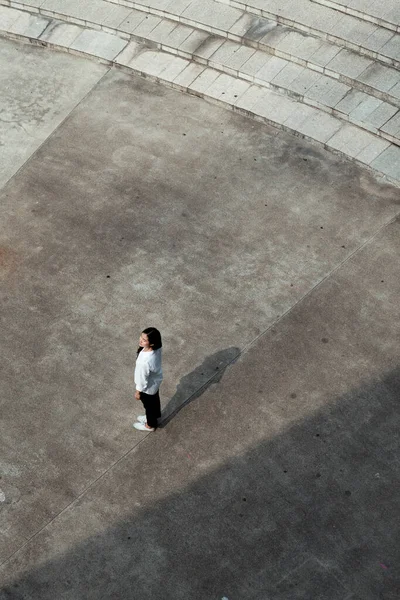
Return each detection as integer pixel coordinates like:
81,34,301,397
0,0,399,183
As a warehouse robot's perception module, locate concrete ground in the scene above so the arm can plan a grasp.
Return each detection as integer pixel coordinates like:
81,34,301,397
0,37,399,599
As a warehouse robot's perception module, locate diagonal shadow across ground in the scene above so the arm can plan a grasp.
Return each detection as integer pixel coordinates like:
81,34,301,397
0,367,399,600
1,215,399,600
0,40,399,600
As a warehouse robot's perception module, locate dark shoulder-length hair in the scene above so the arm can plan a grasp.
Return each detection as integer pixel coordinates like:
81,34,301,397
137,327,162,356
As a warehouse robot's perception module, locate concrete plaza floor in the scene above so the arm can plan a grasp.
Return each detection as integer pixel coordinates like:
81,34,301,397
0,38,399,599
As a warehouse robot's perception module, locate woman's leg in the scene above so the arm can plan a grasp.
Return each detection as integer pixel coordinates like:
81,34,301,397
141,391,161,429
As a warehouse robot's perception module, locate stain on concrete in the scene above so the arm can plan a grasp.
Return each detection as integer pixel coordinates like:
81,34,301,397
359,172,400,203
194,35,221,56
245,17,279,41
0,37,107,189
0,246,18,277
0,45,399,583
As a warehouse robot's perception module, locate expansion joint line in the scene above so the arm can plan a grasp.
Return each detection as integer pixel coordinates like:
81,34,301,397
2,190,399,570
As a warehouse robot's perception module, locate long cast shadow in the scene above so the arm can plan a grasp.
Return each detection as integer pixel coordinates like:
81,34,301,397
159,347,240,426
1,368,400,600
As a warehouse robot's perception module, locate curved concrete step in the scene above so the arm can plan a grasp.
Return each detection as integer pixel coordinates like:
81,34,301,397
4,0,400,110
216,0,400,68
310,0,400,34
0,6,399,186
108,0,400,108
2,1,399,147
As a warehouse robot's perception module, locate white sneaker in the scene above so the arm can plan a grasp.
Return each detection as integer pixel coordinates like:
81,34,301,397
136,415,146,424
133,422,154,432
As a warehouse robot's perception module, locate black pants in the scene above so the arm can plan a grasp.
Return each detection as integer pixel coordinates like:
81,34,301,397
140,390,161,428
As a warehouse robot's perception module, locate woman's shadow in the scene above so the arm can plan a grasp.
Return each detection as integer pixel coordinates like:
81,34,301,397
159,346,240,427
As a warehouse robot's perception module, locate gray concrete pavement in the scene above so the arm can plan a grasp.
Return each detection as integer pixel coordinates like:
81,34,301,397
0,38,399,599
0,37,106,189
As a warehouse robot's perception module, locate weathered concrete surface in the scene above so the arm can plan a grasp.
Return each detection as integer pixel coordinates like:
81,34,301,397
0,38,106,189
1,218,399,599
0,38,399,598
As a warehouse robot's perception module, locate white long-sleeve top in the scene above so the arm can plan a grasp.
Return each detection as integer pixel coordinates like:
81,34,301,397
134,348,163,395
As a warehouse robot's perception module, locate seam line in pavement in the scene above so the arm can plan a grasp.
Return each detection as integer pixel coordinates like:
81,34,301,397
2,213,398,569
1,85,399,566
0,66,111,193
0,433,151,569
2,210,398,569
161,208,400,428
241,210,400,356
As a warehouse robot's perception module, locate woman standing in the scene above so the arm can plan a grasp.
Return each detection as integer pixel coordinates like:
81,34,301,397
133,327,163,432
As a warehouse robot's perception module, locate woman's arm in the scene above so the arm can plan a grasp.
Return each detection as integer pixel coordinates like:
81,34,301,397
135,360,151,394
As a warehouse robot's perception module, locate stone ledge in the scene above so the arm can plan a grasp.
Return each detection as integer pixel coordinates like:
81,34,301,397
1,3,399,150
0,15,398,187
220,0,400,68
2,0,400,109
309,0,400,34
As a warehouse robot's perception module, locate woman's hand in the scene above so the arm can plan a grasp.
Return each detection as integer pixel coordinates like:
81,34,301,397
135,391,141,401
